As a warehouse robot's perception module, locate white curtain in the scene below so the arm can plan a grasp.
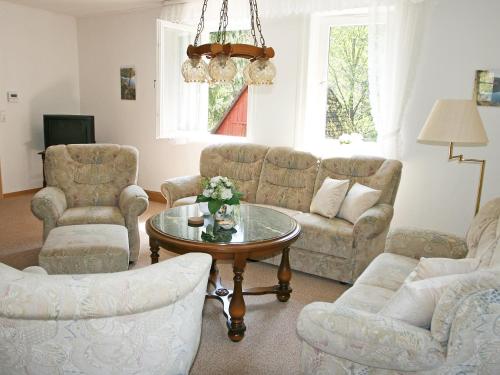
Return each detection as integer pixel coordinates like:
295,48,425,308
162,0,372,24
368,0,426,158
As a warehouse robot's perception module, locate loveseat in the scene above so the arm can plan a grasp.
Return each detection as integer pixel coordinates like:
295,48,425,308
31,144,149,262
297,197,500,374
161,143,402,283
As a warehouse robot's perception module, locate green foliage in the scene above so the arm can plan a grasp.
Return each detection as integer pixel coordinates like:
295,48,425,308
208,30,252,132
195,176,243,214
325,26,377,141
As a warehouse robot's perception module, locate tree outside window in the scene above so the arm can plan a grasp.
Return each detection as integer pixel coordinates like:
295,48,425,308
325,26,377,141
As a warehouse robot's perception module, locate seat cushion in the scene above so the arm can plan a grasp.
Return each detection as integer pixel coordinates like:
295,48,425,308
294,213,354,258
251,203,302,218
39,224,129,274
58,206,125,226
355,253,419,291
335,284,395,314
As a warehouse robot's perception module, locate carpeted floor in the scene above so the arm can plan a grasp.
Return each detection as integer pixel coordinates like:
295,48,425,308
0,193,348,375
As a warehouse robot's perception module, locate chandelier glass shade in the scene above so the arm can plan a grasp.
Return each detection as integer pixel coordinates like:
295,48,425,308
182,0,276,85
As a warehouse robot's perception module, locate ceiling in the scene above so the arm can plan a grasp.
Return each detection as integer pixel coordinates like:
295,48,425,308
4,0,178,18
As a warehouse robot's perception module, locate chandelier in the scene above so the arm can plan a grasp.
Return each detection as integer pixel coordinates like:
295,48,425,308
181,0,276,85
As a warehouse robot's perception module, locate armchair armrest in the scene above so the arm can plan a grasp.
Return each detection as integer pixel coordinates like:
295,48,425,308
297,302,445,372
353,203,393,240
160,175,202,208
119,184,149,217
385,227,468,260
31,187,67,239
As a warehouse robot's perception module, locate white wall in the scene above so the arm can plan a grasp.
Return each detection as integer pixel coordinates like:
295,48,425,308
393,0,500,235
0,1,80,193
77,9,304,191
77,0,500,236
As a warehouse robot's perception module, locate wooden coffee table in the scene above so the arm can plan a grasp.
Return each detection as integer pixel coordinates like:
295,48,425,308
146,204,301,342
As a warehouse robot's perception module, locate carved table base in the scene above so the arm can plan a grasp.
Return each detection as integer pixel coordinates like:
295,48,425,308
206,248,292,342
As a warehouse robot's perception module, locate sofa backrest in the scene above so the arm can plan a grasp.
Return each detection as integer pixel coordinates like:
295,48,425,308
256,147,319,212
466,197,500,267
315,156,402,205
45,144,138,208
200,143,269,203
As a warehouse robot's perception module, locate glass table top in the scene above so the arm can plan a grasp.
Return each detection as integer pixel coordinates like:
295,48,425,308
150,204,298,244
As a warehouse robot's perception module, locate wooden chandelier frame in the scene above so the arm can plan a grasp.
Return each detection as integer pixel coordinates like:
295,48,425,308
187,43,275,61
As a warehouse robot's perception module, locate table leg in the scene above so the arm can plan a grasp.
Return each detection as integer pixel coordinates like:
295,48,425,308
276,247,292,302
150,238,160,264
228,255,247,342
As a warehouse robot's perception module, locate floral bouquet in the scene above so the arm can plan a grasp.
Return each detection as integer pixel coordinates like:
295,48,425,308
196,176,243,215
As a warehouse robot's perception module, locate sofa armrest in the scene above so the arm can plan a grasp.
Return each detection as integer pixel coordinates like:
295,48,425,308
353,204,393,240
297,302,445,372
0,253,212,320
31,187,67,220
160,175,202,208
119,184,149,217
385,227,468,260
31,187,67,239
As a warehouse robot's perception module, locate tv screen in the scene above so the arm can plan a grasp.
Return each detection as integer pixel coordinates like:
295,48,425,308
43,115,95,149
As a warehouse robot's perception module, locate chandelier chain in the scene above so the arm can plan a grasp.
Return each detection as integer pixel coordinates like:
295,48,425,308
249,0,258,46
252,0,266,47
193,0,208,47
216,0,229,44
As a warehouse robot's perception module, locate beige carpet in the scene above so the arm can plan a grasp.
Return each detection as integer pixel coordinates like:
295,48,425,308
0,194,348,374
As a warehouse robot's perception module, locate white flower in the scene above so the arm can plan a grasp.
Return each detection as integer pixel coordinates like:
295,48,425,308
220,188,233,200
203,189,212,198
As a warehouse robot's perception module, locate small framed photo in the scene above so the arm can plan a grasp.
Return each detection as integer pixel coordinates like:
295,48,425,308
474,69,500,106
120,66,136,100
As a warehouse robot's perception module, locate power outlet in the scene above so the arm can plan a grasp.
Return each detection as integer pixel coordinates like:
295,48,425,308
0,110,6,123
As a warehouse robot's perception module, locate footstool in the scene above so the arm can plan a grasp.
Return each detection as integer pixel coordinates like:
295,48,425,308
39,224,130,274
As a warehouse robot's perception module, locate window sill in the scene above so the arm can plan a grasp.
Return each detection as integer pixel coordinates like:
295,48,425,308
156,131,248,145
312,139,381,158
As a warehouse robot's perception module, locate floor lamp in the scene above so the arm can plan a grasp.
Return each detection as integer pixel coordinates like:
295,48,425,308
418,99,488,215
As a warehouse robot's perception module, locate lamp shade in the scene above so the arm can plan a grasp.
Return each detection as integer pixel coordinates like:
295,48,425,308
418,99,488,145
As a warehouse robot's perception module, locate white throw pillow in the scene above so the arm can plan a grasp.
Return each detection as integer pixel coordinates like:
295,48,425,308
310,178,350,219
338,183,382,224
404,257,480,283
379,273,469,328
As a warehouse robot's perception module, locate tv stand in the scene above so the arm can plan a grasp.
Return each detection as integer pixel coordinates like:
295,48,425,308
38,151,46,187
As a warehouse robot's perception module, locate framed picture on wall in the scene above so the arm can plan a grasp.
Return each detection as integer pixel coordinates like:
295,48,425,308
474,69,500,107
120,66,136,100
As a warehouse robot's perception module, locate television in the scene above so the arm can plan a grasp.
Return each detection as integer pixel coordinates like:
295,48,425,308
43,115,95,149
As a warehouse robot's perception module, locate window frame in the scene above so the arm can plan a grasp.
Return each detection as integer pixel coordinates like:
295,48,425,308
299,11,380,157
156,19,250,143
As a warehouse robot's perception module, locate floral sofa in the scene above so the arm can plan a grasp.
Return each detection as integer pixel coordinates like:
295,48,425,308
31,144,149,262
161,143,402,283
0,253,212,375
297,197,500,374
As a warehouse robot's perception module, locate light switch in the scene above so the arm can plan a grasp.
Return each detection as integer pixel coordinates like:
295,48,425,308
0,110,5,123
7,92,19,103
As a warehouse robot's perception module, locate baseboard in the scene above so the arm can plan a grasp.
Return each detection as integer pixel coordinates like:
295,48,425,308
145,190,167,203
3,187,42,198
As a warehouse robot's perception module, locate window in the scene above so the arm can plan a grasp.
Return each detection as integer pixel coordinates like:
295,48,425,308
325,25,376,142
297,13,379,157
156,20,250,140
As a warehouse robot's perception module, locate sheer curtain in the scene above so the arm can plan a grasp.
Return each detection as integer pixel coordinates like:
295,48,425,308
368,0,426,158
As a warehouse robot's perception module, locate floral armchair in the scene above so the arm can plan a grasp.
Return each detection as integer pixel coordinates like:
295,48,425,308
31,144,149,262
297,197,500,374
0,253,211,374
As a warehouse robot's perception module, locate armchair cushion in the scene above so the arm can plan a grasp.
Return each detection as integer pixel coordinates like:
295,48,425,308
385,227,468,260
173,196,198,207
57,206,125,226
31,186,67,238
297,303,445,371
